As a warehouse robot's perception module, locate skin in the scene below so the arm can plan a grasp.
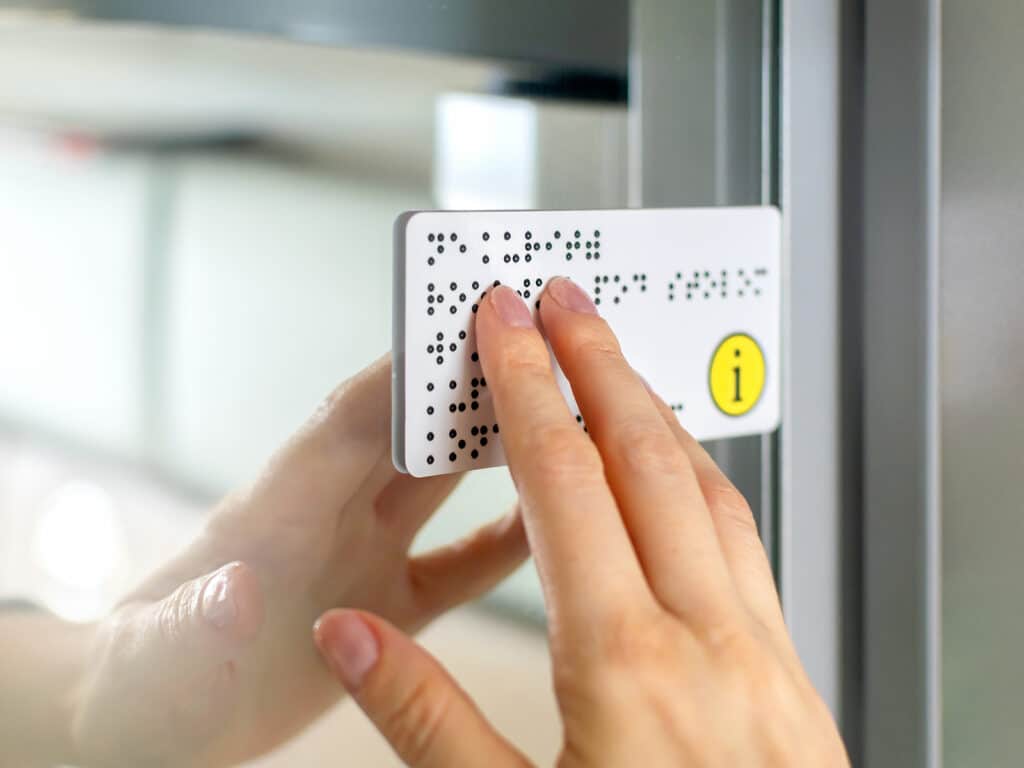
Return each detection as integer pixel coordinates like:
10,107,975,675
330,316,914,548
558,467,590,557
315,278,851,767
0,356,528,768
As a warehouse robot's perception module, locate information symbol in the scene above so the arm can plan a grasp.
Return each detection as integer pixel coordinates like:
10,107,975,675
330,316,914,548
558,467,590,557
709,333,766,416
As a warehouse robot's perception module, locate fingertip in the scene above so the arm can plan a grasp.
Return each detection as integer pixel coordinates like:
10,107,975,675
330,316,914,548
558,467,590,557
314,609,381,692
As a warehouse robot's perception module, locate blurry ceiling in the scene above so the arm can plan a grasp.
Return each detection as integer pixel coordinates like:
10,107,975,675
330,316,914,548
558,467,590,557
0,14,498,181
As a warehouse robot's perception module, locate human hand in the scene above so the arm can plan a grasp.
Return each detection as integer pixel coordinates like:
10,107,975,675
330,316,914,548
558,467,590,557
314,281,849,767
64,356,527,767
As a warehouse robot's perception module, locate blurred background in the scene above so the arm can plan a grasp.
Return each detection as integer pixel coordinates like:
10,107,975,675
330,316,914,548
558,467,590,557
0,5,634,764
3,2,1024,767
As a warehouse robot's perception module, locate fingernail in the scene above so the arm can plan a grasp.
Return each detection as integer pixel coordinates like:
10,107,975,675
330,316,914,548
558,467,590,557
317,612,379,691
547,277,598,315
489,285,535,328
202,566,238,630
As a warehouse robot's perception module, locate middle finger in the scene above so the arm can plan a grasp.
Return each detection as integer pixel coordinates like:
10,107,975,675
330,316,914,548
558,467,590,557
539,277,738,623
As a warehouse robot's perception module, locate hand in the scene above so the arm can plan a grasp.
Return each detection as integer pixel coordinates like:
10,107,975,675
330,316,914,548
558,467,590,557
314,281,849,767
64,356,527,767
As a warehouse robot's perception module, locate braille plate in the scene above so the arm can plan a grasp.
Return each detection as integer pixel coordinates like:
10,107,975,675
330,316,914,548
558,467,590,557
393,207,782,478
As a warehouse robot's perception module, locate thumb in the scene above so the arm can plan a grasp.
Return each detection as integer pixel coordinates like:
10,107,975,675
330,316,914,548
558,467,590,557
314,609,531,768
130,561,264,682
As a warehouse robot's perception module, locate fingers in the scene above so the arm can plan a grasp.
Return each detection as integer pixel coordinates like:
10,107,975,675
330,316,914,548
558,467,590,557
130,562,264,682
407,507,529,622
257,355,393,517
315,610,530,768
538,278,738,621
475,285,654,629
370,468,464,545
643,386,786,634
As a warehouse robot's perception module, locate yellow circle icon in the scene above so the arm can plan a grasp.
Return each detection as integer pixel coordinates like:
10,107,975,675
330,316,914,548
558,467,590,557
709,333,766,416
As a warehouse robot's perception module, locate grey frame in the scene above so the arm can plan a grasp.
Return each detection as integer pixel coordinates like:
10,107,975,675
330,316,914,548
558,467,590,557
862,0,942,766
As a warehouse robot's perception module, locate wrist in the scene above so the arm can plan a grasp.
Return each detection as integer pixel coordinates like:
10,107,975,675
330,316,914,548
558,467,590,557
0,609,98,765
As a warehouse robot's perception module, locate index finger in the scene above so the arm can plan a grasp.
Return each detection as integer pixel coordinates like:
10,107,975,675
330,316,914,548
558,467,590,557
475,285,654,629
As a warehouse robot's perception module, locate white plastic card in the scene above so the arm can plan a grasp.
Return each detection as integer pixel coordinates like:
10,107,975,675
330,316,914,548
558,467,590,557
393,207,781,478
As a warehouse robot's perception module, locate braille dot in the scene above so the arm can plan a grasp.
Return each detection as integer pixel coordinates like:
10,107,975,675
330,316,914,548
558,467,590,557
427,455,435,465
535,279,542,287
437,245,444,254
459,330,467,340
566,253,573,261
450,306,457,314
459,293,467,302
483,232,490,241
594,253,600,260
641,285,647,291
449,453,457,462
427,382,435,391
436,355,443,364
614,296,620,304
449,342,456,351
427,406,435,415
504,232,511,241
428,307,435,315
525,231,532,240
481,426,489,435
482,255,490,264
428,295,435,304
595,286,601,295
471,389,479,399
472,304,479,313
480,437,488,446
493,280,501,287
513,255,520,263
429,234,435,242
449,380,457,390
427,432,435,441
614,275,620,283
554,230,561,239
480,377,487,386
603,276,609,283
450,404,457,413
524,290,531,298
438,233,445,242
574,242,581,250
428,344,435,353
586,253,592,260
575,230,581,238
704,271,710,278
622,285,628,293
669,294,675,301
576,414,583,423
535,300,541,309
471,402,479,410
459,440,467,449
504,255,511,263
471,377,479,387
755,289,762,296
471,426,479,436
451,233,458,242
449,282,457,291
686,293,692,299
595,297,601,305
459,403,467,412
428,282,436,291
586,241,592,249
460,245,466,253
704,292,710,299
428,257,435,266
471,449,479,459
493,424,500,433
449,429,457,438
594,229,601,237
525,254,532,263
472,352,479,362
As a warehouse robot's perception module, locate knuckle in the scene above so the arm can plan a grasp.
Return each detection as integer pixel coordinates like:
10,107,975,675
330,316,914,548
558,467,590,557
573,336,623,364
614,422,688,476
526,425,604,482
708,484,758,534
382,676,452,765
